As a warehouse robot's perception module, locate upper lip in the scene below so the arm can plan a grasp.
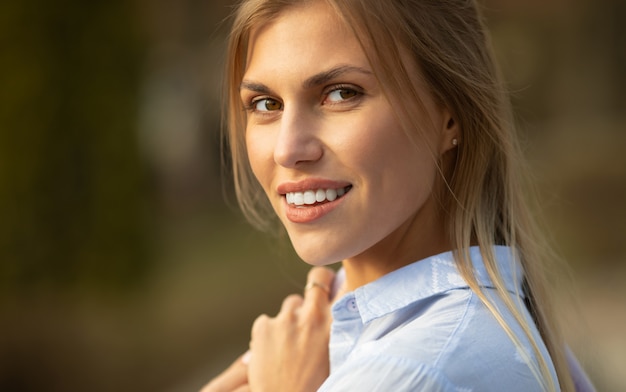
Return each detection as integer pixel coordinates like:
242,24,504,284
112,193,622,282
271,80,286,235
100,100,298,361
277,178,352,195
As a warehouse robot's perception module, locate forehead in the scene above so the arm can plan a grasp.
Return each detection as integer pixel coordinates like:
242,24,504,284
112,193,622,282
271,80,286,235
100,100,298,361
244,1,369,81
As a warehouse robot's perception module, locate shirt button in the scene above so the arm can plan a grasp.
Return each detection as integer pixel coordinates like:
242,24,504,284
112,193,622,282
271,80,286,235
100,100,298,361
346,298,358,312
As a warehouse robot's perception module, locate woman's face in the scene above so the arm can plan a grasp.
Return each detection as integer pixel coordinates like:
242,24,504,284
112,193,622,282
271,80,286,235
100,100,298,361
241,1,454,267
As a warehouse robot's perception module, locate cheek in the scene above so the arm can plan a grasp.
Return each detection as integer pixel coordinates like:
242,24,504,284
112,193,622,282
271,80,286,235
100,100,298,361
355,115,438,200
245,129,273,189
350,114,423,173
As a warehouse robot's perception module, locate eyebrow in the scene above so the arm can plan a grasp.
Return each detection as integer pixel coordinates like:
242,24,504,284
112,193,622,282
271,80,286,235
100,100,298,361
302,65,373,89
239,80,273,95
240,65,373,93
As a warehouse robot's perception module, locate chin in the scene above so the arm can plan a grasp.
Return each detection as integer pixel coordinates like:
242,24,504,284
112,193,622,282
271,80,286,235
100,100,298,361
294,248,341,266
288,239,344,266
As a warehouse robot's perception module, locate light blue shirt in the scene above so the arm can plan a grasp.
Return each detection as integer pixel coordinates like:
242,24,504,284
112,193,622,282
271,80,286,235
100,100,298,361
318,246,559,391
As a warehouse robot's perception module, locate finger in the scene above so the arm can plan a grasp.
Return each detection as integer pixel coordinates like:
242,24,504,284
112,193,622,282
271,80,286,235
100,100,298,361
251,314,270,341
301,267,335,327
233,385,251,392
304,266,335,302
199,353,248,392
279,293,304,315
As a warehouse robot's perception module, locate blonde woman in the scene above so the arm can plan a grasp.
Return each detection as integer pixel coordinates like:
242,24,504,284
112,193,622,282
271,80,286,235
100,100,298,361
203,0,595,391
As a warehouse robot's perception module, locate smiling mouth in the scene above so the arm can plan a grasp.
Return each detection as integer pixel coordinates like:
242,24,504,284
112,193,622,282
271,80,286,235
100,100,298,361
285,186,352,207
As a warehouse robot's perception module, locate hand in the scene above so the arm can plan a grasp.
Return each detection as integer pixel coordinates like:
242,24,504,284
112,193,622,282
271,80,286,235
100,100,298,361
199,352,250,392
247,266,335,392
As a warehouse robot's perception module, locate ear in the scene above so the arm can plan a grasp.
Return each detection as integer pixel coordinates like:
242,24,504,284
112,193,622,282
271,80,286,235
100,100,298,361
439,108,459,154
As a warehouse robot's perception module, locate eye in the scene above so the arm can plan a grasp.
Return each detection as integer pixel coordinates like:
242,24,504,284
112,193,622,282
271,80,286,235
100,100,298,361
325,87,360,104
252,98,283,112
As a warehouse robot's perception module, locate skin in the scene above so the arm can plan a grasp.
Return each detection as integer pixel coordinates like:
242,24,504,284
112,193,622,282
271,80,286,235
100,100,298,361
201,267,334,392
203,1,458,391
200,353,249,392
242,1,457,289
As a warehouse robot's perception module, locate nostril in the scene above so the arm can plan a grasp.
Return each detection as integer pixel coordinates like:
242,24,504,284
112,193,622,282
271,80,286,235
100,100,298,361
274,115,324,167
274,143,324,168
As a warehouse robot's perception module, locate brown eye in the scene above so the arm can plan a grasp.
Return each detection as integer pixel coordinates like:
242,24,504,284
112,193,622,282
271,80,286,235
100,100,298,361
254,98,282,111
339,89,357,99
327,88,358,103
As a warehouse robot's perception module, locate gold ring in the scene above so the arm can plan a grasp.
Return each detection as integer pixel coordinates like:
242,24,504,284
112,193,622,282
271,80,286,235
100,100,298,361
304,281,330,295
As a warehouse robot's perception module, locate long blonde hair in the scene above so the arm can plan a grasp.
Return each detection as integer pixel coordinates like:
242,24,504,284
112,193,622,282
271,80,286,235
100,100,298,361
223,0,573,390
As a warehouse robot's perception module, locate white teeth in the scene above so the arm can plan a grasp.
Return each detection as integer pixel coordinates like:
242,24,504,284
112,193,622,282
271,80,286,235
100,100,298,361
303,190,316,205
315,189,326,202
326,188,337,201
285,187,349,206
293,192,304,206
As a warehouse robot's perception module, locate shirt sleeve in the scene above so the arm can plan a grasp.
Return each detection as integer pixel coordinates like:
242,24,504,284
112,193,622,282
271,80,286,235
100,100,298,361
317,354,461,392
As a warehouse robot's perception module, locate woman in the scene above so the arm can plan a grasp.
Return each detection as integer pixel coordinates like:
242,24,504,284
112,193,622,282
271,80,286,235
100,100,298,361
203,0,594,390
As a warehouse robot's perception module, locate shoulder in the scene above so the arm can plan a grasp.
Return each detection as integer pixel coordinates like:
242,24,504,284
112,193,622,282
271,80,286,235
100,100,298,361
326,289,551,391
319,354,461,392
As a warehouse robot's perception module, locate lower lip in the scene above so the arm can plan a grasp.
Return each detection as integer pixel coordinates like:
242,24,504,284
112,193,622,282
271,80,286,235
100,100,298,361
284,195,346,223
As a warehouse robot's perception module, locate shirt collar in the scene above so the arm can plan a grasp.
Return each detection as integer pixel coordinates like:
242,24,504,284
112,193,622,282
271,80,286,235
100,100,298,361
335,246,524,324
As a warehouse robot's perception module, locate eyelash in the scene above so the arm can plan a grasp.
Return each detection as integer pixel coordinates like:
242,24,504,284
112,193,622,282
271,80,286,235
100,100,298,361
244,97,282,113
323,84,362,105
243,84,363,114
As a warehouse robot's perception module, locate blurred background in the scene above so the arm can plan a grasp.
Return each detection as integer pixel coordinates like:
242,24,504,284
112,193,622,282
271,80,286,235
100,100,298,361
0,0,624,391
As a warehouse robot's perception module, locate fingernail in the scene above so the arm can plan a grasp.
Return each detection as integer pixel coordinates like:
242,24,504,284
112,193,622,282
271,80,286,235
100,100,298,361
241,350,252,365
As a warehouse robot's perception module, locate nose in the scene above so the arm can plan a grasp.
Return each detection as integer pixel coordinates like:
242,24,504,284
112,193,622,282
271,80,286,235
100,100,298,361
273,107,323,168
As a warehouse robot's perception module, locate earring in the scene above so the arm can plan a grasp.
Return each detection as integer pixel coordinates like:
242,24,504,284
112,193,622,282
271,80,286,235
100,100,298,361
452,138,458,146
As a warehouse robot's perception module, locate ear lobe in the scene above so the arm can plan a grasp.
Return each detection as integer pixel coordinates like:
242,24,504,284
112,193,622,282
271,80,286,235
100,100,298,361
440,110,459,154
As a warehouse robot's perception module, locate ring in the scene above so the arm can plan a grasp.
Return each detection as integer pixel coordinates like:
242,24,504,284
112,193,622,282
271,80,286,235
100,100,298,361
304,281,330,295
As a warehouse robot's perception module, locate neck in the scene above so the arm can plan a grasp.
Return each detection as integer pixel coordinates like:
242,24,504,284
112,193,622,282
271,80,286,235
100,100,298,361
341,198,451,291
